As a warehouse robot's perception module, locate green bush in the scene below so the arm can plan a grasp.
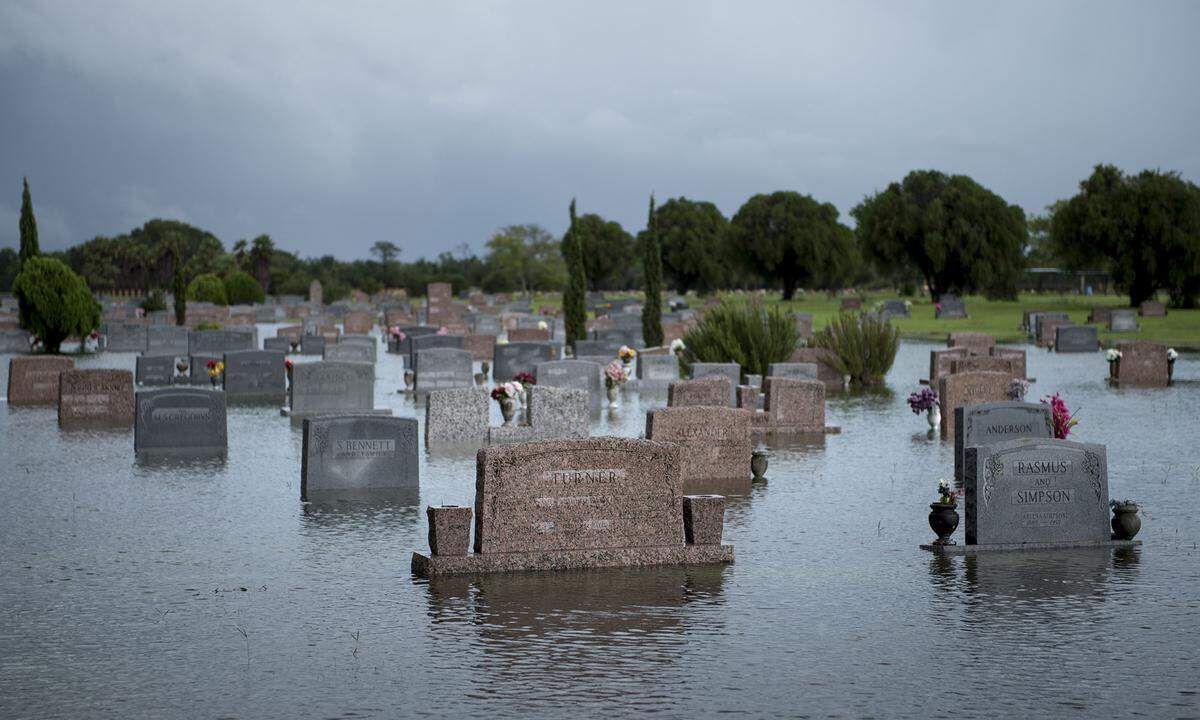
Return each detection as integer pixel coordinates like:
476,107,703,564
13,257,100,353
195,321,222,331
188,273,227,305
140,290,166,313
811,312,900,385
224,270,265,305
679,298,798,378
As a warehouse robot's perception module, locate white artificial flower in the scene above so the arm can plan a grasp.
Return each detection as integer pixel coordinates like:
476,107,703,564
537,320,548,330
669,338,686,353
1105,348,1122,362
1167,348,1178,361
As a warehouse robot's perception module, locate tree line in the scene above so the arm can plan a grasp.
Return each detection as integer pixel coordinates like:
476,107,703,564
3,164,1199,310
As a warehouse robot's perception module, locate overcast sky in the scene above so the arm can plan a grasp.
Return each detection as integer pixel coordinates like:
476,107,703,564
1,1,1197,260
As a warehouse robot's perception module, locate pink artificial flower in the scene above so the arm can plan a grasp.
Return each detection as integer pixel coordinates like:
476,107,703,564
436,326,449,335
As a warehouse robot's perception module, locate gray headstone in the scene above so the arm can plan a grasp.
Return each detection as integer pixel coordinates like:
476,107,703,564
104,322,148,353
289,361,376,418
189,329,255,356
263,337,291,353
1109,309,1139,332
134,387,227,455
471,315,502,335
1029,312,1069,339
323,342,373,363
223,350,286,404
880,300,910,319
299,335,326,356
147,326,189,356
1055,325,1098,353
573,340,621,358
0,329,29,353
937,300,967,319
964,438,1110,547
493,341,557,381
410,333,464,369
425,387,489,447
638,354,680,381
536,360,602,398
301,415,418,499
338,335,378,363
691,362,740,405
954,401,1054,484
766,362,819,381
414,348,474,393
135,355,178,386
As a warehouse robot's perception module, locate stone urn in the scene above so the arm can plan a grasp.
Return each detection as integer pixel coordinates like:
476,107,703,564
606,383,619,407
481,361,490,378
499,397,516,425
175,359,189,379
474,372,485,386
1111,502,1141,540
427,505,472,556
926,405,941,431
1167,359,1175,384
928,502,959,545
1108,359,1120,381
403,369,414,392
750,450,769,480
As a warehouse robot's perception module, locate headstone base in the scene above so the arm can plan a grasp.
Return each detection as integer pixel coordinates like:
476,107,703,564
919,539,1141,555
412,543,733,577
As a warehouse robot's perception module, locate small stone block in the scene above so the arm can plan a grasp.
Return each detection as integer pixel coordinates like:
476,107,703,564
683,495,725,546
427,505,473,556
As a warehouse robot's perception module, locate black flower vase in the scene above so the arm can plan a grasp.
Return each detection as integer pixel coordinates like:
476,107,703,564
928,502,959,545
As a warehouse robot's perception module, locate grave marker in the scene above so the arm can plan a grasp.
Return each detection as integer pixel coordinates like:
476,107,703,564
954,401,1054,484
690,362,740,405
937,371,1011,440
135,355,177,386
7,356,74,406
414,348,474,393
1055,325,1099,353
147,326,189,356
134,388,227,455
646,406,752,485
58,369,135,429
301,415,419,499
425,387,489,447
223,350,286,404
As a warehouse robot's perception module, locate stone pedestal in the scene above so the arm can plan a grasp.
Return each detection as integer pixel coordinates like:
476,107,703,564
683,495,726,546
427,506,472,556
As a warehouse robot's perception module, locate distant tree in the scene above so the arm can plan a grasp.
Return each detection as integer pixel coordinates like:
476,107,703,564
13,257,99,353
853,170,1026,300
0,248,19,291
483,224,567,293
248,235,275,293
575,213,635,291
561,200,588,347
232,239,249,271
1052,165,1200,308
19,177,40,263
172,248,187,326
641,195,664,347
188,272,228,305
224,270,265,305
1024,201,1068,268
655,197,729,294
371,241,401,264
730,191,859,300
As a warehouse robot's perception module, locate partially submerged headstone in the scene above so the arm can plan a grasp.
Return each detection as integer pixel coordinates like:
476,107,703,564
690,362,740,406
414,348,474,393
1114,341,1170,387
790,347,843,390
147,326,189,356
488,386,589,445
223,350,286,404
342,311,373,336
953,401,1054,484
1055,325,1098,353
7,356,74,406
134,388,227,456
493,341,557,381
646,405,752,487
58,369,135,429
508,327,551,343
990,347,1028,381
951,438,1122,550
136,355,178,386
411,437,733,576
1109,309,1139,332
638,354,681,382
757,378,831,435
299,335,326,356
668,375,731,407
937,371,1011,440
301,415,418,500
189,329,255,356
929,347,969,385
536,360,602,400
323,342,373,364
425,387,489,448
765,362,818,381
949,356,1016,378
287,361,384,421
947,332,995,356
0,329,30,354
104,322,148,353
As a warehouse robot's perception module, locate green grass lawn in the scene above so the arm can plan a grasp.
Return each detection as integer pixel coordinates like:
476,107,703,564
531,291,1200,350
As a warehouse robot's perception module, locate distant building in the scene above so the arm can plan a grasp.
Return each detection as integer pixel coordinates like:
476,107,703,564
1020,268,1112,294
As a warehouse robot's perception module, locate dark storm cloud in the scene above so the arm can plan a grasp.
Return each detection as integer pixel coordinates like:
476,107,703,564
1,1,1197,259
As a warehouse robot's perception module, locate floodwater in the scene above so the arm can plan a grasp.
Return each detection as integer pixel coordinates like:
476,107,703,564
1,335,1198,719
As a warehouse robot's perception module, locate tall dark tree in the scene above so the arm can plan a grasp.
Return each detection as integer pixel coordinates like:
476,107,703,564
561,199,588,348
19,177,40,263
574,213,635,291
1052,164,1200,308
852,170,1026,301
249,235,275,294
641,195,664,347
655,197,729,294
172,245,187,326
730,191,859,300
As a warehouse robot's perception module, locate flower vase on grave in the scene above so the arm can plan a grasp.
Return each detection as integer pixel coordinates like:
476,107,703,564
403,370,414,392
474,372,485,386
926,405,940,431
606,383,619,407
1111,502,1141,540
928,503,959,545
500,397,516,425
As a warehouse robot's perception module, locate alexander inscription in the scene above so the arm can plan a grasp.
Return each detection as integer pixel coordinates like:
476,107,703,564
679,425,732,441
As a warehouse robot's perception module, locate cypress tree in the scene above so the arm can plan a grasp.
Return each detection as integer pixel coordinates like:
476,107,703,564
641,194,664,347
562,199,589,348
19,177,40,263
172,246,188,326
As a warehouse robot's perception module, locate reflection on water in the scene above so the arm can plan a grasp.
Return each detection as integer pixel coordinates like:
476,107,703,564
1,338,1199,718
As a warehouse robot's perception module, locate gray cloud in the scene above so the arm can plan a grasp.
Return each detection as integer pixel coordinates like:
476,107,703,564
1,0,1197,259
